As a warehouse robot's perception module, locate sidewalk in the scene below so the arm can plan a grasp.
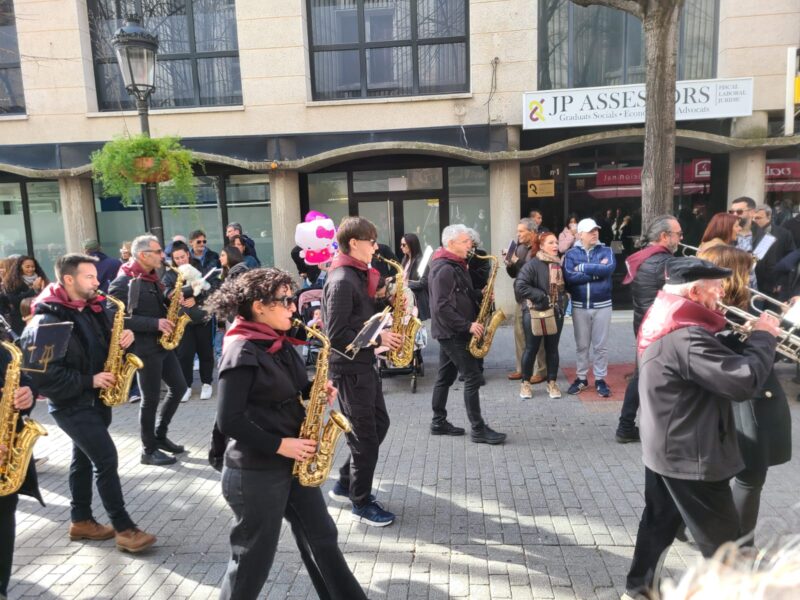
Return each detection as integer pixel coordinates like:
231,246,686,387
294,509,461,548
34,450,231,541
9,320,800,599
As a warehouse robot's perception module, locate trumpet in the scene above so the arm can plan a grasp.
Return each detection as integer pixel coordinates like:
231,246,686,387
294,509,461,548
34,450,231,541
716,297,800,363
679,243,699,256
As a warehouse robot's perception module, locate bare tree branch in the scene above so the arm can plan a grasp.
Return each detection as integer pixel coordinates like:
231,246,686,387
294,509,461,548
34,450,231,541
570,0,645,20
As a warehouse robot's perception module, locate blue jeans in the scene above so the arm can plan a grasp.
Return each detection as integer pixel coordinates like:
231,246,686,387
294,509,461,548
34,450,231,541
521,309,564,382
51,404,135,531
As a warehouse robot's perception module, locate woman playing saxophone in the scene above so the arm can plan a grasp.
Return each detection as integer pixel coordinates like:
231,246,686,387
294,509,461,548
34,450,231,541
206,267,367,600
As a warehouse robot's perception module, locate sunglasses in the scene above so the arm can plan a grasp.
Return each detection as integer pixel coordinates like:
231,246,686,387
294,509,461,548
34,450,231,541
272,295,296,309
728,209,745,216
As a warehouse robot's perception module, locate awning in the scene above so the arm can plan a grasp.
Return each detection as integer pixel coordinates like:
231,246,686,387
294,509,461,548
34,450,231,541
587,183,708,199
766,180,800,192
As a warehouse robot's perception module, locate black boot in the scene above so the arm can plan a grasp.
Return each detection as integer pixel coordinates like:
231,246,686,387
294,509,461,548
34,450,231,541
141,449,177,466
471,425,506,445
156,436,185,454
430,421,465,436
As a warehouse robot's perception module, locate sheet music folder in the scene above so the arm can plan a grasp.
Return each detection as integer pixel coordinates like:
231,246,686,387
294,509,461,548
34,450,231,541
21,322,73,373
343,308,392,358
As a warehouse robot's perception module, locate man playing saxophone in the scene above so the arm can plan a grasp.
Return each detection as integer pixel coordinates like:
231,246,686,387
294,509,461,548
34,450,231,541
109,234,189,466
0,341,40,600
20,253,156,553
428,224,506,444
206,268,366,600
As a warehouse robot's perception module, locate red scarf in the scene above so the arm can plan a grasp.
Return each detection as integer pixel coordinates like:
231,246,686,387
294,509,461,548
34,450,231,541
623,245,672,285
432,247,468,270
119,260,162,286
33,282,104,313
637,291,726,355
329,253,380,298
224,316,304,354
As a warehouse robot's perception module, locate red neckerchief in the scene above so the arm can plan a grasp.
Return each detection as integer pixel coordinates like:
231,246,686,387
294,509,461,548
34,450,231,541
329,253,380,297
33,282,104,313
637,291,726,355
119,260,162,287
224,316,304,354
432,247,468,270
623,245,672,285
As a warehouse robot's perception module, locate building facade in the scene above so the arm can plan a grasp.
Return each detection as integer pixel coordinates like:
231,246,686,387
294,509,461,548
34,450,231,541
1,0,799,312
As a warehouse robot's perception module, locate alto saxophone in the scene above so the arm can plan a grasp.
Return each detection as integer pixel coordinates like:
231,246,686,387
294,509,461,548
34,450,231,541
99,295,144,407
468,253,506,358
0,340,48,496
374,255,422,368
160,265,193,351
291,319,352,487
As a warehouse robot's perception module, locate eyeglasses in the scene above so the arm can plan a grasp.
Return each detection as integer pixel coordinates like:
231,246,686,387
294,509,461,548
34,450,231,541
358,238,377,245
194,239,207,244
272,295,297,309
728,209,745,216
142,249,164,254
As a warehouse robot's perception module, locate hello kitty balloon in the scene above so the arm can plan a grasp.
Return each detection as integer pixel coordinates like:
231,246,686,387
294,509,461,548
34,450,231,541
295,217,336,265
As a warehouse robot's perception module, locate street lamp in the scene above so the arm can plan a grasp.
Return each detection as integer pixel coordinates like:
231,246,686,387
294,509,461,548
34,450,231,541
112,14,164,245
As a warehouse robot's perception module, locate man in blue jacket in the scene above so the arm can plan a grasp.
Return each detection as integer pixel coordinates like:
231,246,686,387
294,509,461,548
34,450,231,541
563,218,615,397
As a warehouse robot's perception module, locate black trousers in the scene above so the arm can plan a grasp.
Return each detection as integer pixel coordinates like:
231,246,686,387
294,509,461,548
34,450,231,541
521,310,564,381
219,465,366,600
0,493,17,596
333,367,390,508
626,468,741,594
732,465,769,542
618,368,639,435
51,404,135,532
431,337,484,430
177,321,215,387
136,350,188,453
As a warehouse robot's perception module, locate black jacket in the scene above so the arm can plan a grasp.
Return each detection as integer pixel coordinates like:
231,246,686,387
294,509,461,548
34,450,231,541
1,284,37,334
631,252,673,336
291,245,321,284
468,249,492,291
107,272,167,357
403,254,430,321
21,301,110,411
752,223,796,295
322,264,380,374
373,244,399,279
216,338,309,470
505,243,532,279
429,255,481,340
514,257,567,313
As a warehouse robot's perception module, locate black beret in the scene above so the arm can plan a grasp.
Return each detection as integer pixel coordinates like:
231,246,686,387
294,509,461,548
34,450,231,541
665,257,732,284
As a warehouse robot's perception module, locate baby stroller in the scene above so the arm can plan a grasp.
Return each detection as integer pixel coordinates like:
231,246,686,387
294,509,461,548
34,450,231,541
377,288,428,393
296,288,324,367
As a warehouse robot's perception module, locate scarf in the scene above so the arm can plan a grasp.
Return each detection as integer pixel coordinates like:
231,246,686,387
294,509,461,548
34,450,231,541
637,291,727,355
23,274,38,287
432,247,468,270
623,245,672,285
33,282,104,314
119,260,162,287
329,253,380,297
536,250,564,306
224,316,304,354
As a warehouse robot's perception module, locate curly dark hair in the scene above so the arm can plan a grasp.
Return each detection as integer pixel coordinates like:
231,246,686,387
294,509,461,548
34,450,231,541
205,267,295,321
2,255,49,293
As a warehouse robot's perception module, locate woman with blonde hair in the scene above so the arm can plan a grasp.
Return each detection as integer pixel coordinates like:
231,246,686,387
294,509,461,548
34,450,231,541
697,244,791,544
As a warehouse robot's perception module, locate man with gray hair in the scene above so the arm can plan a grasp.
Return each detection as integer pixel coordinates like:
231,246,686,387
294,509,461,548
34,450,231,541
108,234,189,467
428,224,506,444
615,215,682,442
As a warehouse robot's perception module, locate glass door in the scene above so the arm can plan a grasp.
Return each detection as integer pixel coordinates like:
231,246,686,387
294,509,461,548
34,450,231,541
401,197,440,251
357,199,394,249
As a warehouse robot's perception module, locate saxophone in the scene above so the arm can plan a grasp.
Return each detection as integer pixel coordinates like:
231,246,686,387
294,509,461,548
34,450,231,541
374,255,422,368
291,319,352,487
99,295,144,407
0,340,48,496
468,253,506,358
160,265,193,351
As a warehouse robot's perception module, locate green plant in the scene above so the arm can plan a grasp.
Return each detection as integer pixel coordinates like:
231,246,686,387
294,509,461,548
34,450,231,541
90,134,199,206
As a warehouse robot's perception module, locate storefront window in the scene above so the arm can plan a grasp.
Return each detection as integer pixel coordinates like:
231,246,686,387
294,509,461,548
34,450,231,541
226,175,273,266
308,172,349,225
0,183,26,258
448,166,490,250
26,182,67,279
162,177,224,254
94,187,145,260
352,168,442,193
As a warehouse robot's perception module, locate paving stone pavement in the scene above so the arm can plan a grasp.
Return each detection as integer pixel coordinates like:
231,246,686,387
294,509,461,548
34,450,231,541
10,317,800,600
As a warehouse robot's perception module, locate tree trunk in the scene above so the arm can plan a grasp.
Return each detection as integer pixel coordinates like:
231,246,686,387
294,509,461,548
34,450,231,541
640,3,681,231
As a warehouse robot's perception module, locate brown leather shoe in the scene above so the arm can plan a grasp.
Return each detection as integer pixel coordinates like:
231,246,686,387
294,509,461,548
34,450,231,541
69,519,115,541
529,374,546,384
507,371,523,380
115,528,157,553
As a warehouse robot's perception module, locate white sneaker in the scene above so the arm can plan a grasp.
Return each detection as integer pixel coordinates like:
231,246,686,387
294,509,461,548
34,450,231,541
180,388,191,403
200,384,213,400
519,381,533,400
547,381,562,399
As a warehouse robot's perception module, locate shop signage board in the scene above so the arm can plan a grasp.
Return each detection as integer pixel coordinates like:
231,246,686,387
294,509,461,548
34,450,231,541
527,179,555,197
523,78,753,130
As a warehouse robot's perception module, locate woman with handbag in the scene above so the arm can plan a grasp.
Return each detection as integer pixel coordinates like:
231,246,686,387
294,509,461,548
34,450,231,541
514,232,568,400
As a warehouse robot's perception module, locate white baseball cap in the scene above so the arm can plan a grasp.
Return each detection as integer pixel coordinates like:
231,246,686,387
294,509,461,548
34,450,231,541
576,218,601,234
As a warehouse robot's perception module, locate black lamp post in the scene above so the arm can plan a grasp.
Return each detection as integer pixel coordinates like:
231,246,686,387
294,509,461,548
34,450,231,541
112,14,164,245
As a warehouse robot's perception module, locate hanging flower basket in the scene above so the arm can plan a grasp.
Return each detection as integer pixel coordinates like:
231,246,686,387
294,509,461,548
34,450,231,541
90,134,200,205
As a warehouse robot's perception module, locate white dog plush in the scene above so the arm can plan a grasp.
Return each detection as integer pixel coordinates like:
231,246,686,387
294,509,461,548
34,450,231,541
177,263,211,297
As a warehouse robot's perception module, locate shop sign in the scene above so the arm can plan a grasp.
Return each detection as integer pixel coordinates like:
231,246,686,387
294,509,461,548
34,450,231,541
765,162,800,179
527,179,555,197
522,78,753,130
596,159,713,186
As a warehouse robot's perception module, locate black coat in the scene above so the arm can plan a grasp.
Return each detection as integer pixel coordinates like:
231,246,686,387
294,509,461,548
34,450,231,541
403,254,430,321
21,302,110,411
428,255,481,340
752,223,796,295
373,244,399,279
505,243,532,279
107,273,167,357
2,284,37,334
468,249,492,291
631,252,673,336
291,245,321,284
514,257,567,313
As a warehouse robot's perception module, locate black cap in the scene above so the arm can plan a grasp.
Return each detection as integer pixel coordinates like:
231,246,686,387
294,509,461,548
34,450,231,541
665,257,732,284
